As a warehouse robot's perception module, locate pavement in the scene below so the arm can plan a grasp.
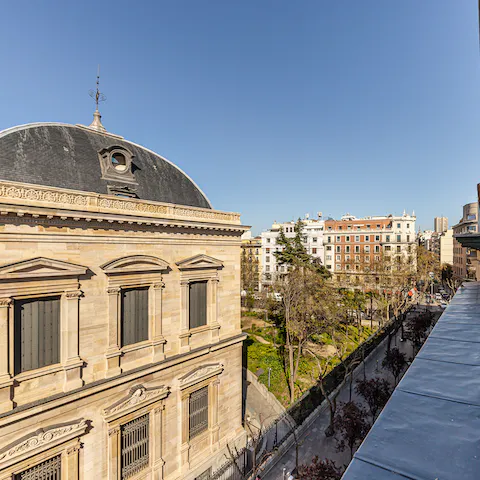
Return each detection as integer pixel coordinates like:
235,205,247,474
260,304,441,480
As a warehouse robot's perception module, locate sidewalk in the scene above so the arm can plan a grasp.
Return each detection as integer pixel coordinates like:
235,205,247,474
261,306,438,479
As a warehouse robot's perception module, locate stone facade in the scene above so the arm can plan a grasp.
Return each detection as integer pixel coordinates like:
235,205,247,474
0,132,247,478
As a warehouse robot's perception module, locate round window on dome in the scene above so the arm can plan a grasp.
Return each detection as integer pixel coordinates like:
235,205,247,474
111,152,128,172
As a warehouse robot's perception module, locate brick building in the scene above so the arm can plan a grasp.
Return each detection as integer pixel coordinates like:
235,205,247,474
323,212,416,285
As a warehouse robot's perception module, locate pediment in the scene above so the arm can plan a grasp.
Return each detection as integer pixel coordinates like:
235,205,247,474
100,255,170,275
176,254,223,271
179,363,224,389
0,257,88,280
0,419,88,469
102,384,170,422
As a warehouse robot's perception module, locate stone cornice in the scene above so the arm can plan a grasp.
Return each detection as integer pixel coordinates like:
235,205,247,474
0,333,246,428
102,385,170,422
0,419,88,469
0,180,244,228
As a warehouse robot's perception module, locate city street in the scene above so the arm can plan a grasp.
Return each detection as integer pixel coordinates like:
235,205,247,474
261,305,440,479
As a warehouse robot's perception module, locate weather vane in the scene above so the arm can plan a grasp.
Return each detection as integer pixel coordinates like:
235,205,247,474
89,65,106,110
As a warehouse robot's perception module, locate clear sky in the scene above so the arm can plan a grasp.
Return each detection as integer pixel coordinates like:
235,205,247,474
0,1,479,234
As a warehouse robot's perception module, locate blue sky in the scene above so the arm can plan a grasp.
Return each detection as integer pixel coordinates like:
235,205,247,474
0,1,479,234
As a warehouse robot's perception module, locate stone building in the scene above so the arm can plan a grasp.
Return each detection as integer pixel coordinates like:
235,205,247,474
0,114,246,479
452,202,478,281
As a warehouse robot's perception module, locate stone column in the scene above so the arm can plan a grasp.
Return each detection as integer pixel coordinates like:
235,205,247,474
0,298,13,414
151,282,166,363
180,394,190,468
63,291,84,392
209,379,220,446
152,405,165,479
209,278,220,343
179,281,191,353
105,287,122,378
108,426,121,480
65,442,81,480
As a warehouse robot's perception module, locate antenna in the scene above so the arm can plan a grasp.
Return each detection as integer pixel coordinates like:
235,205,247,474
89,65,106,110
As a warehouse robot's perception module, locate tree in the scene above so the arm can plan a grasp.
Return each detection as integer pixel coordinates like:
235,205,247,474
274,219,330,278
334,401,369,460
355,377,391,423
442,263,460,297
298,457,343,480
404,311,433,353
382,347,407,386
275,268,339,403
241,248,259,310
305,339,359,437
416,244,440,292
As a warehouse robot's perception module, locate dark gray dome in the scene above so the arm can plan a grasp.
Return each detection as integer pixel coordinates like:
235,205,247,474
0,123,211,209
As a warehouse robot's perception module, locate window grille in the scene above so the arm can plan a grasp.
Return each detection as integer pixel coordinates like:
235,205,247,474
121,414,150,479
14,296,60,374
189,386,209,439
195,467,212,480
15,455,61,480
189,281,207,329
121,287,149,347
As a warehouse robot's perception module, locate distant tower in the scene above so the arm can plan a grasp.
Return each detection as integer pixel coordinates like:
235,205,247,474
434,216,448,233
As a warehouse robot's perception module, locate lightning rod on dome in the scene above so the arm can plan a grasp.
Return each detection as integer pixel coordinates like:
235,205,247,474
88,65,107,133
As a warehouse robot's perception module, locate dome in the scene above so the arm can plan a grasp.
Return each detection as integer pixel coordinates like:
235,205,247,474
0,123,211,209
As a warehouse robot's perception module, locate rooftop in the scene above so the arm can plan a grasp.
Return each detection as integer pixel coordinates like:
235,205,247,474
342,282,480,480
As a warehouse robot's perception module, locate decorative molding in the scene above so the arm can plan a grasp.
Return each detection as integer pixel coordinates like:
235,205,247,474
0,419,88,468
100,255,169,275
179,364,224,389
108,427,120,437
0,298,12,307
65,290,83,299
0,184,89,206
176,254,224,271
153,282,165,289
107,287,121,295
0,257,88,280
0,180,241,225
103,385,170,422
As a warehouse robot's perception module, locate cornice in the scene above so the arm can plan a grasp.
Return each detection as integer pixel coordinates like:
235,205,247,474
0,333,246,427
0,180,246,229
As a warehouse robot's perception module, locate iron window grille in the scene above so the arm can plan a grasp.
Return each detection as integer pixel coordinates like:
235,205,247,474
121,414,150,479
189,386,209,439
14,455,61,480
195,467,212,480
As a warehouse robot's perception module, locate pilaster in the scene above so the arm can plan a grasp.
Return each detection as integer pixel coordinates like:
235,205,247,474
0,298,13,413
105,287,122,378
63,290,84,391
151,282,166,363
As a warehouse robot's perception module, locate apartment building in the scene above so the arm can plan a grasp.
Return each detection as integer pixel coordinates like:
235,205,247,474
434,216,448,233
260,214,325,289
439,229,454,266
452,202,478,281
323,212,416,284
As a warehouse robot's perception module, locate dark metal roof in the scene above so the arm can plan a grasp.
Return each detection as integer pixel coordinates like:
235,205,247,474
0,123,211,209
342,283,480,480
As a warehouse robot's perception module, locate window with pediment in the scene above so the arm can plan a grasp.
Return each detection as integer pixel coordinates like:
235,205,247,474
176,255,223,352
100,255,170,377
0,257,88,413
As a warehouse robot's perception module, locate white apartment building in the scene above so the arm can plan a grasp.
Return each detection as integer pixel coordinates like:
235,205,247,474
260,214,325,289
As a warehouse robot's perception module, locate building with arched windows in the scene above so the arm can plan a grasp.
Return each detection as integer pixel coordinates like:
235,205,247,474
0,112,247,479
